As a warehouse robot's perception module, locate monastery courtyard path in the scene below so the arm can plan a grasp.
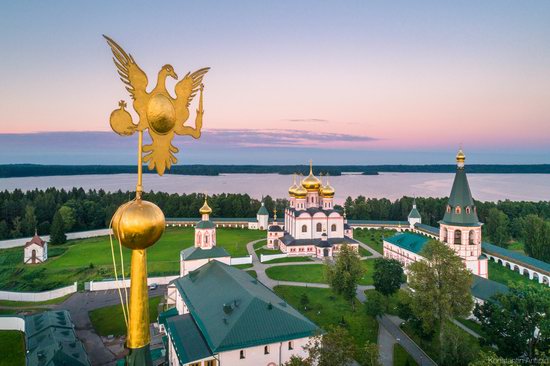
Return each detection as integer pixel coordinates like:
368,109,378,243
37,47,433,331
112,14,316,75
246,238,436,366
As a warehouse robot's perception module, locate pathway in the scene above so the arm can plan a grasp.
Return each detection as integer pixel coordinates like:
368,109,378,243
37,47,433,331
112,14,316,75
452,319,481,339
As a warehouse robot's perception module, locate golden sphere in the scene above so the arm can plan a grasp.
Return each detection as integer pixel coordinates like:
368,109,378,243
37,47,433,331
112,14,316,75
112,199,165,250
147,94,176,135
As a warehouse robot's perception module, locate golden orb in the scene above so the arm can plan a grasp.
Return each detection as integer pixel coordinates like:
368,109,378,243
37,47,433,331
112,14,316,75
112,199,165,250
147,94,176,135
456,149,466,164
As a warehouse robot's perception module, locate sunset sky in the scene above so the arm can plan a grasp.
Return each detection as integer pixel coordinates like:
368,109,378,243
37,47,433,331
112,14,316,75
0,1,549,164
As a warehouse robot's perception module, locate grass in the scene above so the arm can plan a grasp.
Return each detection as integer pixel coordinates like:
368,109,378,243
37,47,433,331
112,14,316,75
264,256,313,264
265,260,375,285
354,229,398,254
0,227,264,291
358,246,373,257
394,343,418,366
245,270,258,279
488,260,533,286
89,296,162,337
0,331,25,366
0,294,73,307
274,286,378,351
456,318,484,337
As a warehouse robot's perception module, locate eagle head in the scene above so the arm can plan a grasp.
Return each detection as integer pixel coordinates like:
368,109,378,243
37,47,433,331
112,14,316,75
162,64,178,80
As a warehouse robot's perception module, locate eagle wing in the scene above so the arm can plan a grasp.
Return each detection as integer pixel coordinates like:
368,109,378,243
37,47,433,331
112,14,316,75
175,67,210,107
103,35,148,101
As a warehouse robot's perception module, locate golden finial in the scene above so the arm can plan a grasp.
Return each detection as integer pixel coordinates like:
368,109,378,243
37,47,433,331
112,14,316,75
456,147,466,167
199,194,212,215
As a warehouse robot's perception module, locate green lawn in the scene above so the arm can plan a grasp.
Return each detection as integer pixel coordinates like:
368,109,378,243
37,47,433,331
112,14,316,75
0,227,264,291
274,286,378,352
456,318,484,337
488,260,533,287
245,270,258,279
358,246,373,257
265,260,375,285
394,344,418,366
264,256,313,264
0,331,25,366
89,296,162,337
354,229,398,254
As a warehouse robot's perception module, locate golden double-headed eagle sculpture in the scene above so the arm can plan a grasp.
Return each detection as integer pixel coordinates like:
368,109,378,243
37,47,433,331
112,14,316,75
104,35,209,175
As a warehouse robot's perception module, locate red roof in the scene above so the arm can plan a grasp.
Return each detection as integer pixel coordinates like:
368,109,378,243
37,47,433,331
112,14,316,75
25,234,46,247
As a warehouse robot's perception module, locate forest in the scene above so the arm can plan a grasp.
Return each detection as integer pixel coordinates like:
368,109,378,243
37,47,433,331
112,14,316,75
0,187,549,261
2,163,550,177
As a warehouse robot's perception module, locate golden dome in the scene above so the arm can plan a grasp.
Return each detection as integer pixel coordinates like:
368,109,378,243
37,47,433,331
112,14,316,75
320,175,335,198
199,197,212,215
301,161,321,190
294,176,308,198
456,149,466,164
288,174,299,197
112,199,165,250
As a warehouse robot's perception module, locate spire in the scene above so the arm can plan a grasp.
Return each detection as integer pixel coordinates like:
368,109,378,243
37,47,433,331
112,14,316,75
309,159,313,175
273,208,277,222
441,149,479,226
408,197,421,220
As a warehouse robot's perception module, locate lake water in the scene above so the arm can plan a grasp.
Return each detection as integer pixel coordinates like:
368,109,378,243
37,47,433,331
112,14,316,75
0,173,548,203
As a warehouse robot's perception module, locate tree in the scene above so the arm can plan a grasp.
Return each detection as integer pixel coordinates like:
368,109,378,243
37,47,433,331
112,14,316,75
468,351,519,366
485,208,510,247
304,327,356,366
300,293,310,311
372,258,405,297
523,215,550,261
407,240,473,362
474,282,550,360
58,205,76,231
364,291,384,318
283,356,311,366
440,323,479,366
10,216,22,238
325,244,364,307
0,220,9,240
50,210,67,244
360,341,381,366
22,205,37,236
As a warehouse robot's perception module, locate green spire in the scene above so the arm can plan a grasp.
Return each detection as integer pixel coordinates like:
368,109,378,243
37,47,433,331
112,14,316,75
257,200,269,216
440,150,480,226
408,198,421,219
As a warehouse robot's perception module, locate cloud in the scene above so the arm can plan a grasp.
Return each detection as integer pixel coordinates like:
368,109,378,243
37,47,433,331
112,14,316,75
285,118,329,123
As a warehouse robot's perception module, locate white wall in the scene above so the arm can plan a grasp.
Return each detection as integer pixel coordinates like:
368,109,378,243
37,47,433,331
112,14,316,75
88,276,178,291
0,316,25,332
217,337,310,366
230,256,252,265
261,253,288,263
0,282,77,302
0,228,112,249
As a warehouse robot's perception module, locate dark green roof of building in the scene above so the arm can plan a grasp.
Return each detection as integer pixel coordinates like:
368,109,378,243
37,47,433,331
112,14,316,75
408,207,421,219
414,223,440,236
441,166,481,226
158,307,178,328
471,275,509,302
182,246,230,261
25,310,90,366
165,313,213,364
172,261,319,354
257,204,269,216
384,233,430,254
482,242,550,274
196,220,215,229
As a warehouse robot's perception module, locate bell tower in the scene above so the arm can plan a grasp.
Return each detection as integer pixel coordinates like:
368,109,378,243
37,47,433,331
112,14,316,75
439,149,487,278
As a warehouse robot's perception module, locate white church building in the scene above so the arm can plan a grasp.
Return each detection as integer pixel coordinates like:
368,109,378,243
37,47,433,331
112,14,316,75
24,233,48,264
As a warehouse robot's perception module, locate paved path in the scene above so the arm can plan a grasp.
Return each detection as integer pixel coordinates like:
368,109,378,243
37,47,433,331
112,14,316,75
55,287,165,366
378,324,396,366
378,315,437,366
452,319,481,339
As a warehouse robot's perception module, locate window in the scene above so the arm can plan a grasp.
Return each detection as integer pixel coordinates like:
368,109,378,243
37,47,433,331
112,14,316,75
302,225,307,233
240,350,245,359
288,341,294,350
316,223,322,232
331,224,336,232
466,207,471,214
264,345,270,354
447,205,451,213
190,363,201,366
455,206,461,214
205,361,217,366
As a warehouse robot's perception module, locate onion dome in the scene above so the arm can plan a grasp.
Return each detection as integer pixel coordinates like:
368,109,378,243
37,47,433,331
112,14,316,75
288,174,299,197
294,175,308,198
320,174,335,198
199,196,212,215
301,161,321,190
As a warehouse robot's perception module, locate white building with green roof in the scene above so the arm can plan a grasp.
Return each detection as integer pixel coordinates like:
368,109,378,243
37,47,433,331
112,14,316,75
162,261,319,366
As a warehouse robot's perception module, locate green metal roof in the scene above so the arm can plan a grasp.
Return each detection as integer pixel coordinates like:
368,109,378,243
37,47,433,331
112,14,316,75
182,246,230,261
441,166,481,226
196,220,215,229
482,242,550,274
165,313,213,364
257,204,269,216
172,261,319,353
384,233,430,254
25,310,90,366
471,275,509,302
158,307,178,328
414,223,440,236
408,199,422,219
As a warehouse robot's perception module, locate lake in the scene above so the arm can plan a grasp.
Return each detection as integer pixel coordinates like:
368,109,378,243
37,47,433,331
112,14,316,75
0,173,548,203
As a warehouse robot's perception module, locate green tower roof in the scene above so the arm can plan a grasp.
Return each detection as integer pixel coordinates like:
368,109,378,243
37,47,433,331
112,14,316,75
440,154,481,226
408,199,421,219
257,202,269,216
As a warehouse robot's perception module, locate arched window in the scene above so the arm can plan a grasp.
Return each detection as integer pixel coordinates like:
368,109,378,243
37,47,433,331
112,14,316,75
204,234,209,244
316,223,322,232
466,207,471,214
264,345,270,354
331,224,336,232
302,225,307,233
197,232,202,244
469,230,476,245
454,230,462,244
447,205,451,213
455,206,461,214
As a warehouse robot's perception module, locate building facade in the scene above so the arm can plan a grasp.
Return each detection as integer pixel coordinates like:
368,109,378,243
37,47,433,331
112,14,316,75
24,233,47,264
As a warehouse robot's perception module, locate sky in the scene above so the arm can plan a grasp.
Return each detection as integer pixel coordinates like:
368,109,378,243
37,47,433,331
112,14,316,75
0,1,549,164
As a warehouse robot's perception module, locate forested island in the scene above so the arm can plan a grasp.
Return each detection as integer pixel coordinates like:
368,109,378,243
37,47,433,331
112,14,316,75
1,163,550,178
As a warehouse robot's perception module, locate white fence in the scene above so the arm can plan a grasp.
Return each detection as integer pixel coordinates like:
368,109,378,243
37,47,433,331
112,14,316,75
0,228,112,249
260,253,288,263
0,316,25,332
0,282,77,302
87,276,179,291
230,256,252,265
